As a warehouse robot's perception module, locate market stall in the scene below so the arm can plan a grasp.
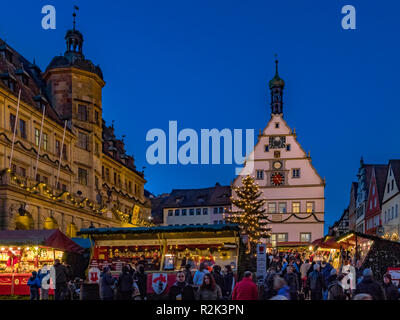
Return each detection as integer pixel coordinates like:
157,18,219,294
336,231,400,280
78,224,240,296
0,229,84,295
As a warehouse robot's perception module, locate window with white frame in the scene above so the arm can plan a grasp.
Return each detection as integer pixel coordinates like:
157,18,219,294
292,202,300,213
268,203,276,214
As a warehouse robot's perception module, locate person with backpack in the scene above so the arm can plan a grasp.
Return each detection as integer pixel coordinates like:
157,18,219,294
27,270,41,300
307,263,326,300
327,272,346,300
116,265,134,300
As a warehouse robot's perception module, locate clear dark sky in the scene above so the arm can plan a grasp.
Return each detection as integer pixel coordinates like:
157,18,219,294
2,1,400,233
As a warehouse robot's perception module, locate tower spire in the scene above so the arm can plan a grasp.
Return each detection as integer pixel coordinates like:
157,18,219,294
73,5,79,31
268,55,285,116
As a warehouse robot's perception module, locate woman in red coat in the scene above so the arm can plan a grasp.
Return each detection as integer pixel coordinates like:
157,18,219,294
232,271,258,300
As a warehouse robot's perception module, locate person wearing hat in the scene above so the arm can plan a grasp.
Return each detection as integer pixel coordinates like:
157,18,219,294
382,273,400,300
27,270,41,300
355,268,386,300
100,266,116,300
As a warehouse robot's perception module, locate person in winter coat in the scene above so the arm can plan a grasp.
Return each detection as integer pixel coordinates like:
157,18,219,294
284,266,299,300
307,263,326,300
54,259,68,300
300,259,311,299
168,271,195,300
211,265,226,297
232,271,258,300
134,264,148,300
223,265,235,298
273,276,290,300
382,273,399,301
183,264,193,285
197,273,222,300
327,273,346,300
116,265,134,300
38,265,50,300
355,269,386,300
263,267,278,299
100,266,116,300
193,262,209,289
27,270,41,300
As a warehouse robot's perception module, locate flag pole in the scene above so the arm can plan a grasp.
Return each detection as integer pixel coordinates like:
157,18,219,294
9,89,21,169
33,105,46,181
55,120,67,189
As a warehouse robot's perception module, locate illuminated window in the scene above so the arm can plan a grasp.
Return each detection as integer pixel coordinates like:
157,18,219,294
306,202,314,213
42,133,48,151
292,202,300,213
35,129,40,146
300,233,311,242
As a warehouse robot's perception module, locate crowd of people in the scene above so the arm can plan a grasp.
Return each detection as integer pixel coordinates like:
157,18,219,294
260,251,400,300
26,252,400,301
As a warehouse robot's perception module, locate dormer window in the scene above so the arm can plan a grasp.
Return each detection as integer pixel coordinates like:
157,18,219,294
1,73,16,92
0,45,13,63
275,122,279,128
15,68,29,86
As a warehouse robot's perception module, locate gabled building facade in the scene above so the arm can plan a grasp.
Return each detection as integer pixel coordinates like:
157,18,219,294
233,61,325,247
365,165,388,235
381,160,400,241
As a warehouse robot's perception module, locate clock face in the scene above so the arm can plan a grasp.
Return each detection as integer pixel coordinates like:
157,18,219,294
273,161,282,169
269,136,286,149
271,173,284,186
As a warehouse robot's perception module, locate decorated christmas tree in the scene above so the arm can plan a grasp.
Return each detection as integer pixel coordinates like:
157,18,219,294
225,175,270,256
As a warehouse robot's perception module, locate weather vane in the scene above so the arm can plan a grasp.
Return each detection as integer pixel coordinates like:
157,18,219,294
73,5,79,30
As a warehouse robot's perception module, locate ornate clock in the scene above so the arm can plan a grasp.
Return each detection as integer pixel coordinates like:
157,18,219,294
273,161,282,170
269,136,286,149
271,172,284,186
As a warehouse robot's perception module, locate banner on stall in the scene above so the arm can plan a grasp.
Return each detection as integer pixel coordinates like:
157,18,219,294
387,267,400,286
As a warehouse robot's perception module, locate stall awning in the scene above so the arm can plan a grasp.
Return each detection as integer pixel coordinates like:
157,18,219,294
0,229,84,254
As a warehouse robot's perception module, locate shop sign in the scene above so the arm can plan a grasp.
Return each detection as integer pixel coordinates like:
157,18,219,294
152,273,168,294
387,268,400,286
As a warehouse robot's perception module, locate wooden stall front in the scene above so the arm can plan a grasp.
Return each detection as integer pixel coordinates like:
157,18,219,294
78,224,240,295
0,229,84,295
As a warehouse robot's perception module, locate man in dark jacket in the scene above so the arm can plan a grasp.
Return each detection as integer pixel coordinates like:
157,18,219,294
117,265,134,300
382,273,399,301
211,265,226,297
355,268,386,300
168,271,195,300
263,267,277,299
100,267,116,300
54,259,68,300
284,266,299,300
183,264,193,285
223,265,235,298
134,264,148,300
307,264,326,300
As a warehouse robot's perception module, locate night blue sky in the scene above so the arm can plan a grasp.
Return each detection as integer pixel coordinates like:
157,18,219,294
2,1,400,232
